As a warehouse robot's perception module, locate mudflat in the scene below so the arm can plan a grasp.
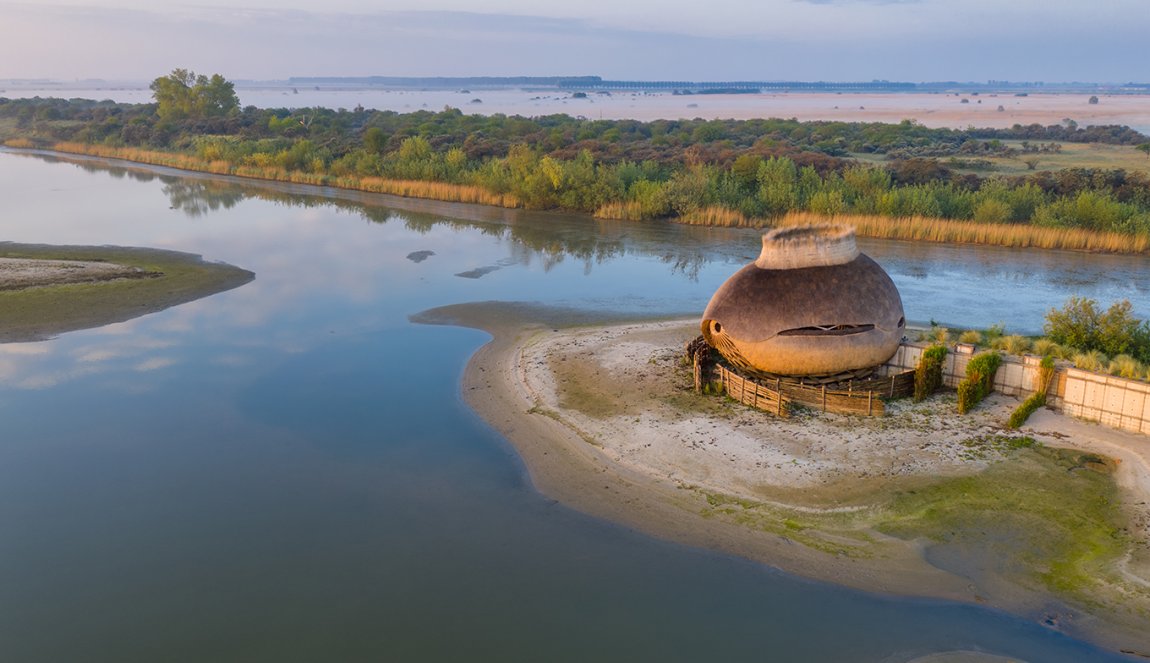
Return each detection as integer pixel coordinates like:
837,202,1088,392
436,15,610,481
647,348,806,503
0,243,253,342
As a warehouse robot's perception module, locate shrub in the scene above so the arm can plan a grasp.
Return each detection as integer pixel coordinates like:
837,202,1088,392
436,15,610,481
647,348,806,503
958,330,983,345
1008,392,1047,429
1045,297,1150,361
956,379,980,414
1037,354,1056,392
914,344,948,402
1007,355,1056,428
957,351,1002,414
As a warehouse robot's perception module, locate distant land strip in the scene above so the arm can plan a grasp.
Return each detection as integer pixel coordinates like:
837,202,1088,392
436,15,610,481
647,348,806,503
281,75,1150,94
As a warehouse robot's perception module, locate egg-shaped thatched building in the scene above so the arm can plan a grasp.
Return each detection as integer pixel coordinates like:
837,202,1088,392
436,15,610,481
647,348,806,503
701,225,904,379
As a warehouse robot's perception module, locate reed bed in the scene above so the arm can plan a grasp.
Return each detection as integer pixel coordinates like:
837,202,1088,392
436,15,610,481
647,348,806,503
13,142,1150,254
594,201,651,221
38,143,521,209
678,206,757,227
773,212,1150,254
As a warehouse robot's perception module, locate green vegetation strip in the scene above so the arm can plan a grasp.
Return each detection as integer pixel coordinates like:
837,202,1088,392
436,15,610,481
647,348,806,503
693,437,1130,604
2,70,1149,252
0,243,254,342
878,442,1126,601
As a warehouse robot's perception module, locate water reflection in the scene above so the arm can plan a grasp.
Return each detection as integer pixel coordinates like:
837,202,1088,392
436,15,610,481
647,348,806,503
0,149,1143,662
162,179,245,217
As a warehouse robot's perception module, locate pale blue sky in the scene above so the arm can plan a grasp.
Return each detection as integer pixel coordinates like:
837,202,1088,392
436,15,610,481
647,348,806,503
1,0,1146,82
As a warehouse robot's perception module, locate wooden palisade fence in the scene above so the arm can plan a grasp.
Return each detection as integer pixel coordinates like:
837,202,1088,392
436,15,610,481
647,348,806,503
688,336,915,417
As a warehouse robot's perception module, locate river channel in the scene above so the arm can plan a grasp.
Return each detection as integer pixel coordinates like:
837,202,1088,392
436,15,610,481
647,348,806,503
0,151,1145,662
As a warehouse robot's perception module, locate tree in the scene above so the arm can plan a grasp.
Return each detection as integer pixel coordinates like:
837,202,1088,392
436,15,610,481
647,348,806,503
1044,296,1100,351
1137,143,1150,160
1044,297,1150,360
1088,96,1099,105
150,69,238,121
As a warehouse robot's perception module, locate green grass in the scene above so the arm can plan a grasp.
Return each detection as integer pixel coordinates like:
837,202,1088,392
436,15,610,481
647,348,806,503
687,436,1129,606
877,445,1126,600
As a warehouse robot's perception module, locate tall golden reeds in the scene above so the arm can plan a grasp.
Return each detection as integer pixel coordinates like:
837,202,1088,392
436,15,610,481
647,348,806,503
773,212,1150,254
38,142,521,209
678,206,759,227
594,201,652,221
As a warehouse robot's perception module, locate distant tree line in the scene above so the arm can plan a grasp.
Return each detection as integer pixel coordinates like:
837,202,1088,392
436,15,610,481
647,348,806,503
2,70,1149,237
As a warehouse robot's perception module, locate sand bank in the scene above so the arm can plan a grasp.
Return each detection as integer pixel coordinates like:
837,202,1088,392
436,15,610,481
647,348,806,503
416,302,1150,655
0,243,254,343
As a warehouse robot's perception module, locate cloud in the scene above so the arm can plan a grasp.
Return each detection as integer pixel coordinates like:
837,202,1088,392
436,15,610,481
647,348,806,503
0,3,1146,82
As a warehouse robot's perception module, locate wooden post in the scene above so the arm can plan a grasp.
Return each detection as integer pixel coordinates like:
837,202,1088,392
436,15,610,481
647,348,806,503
694,354,702,393
867,391,873,416
821,385,827,412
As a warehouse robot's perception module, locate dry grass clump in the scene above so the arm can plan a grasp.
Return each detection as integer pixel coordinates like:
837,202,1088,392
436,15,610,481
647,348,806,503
775,212,1150,254
958,330,983,345
995,335,1032,355
917,327,950,344
1073,350,1108,372
1107,354,1144,379
1030,338,1062,357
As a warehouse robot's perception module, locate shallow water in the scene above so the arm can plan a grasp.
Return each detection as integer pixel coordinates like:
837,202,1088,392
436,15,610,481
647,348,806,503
0,151,1144,662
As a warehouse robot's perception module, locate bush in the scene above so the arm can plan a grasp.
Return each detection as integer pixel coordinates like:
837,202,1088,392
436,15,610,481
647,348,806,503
1007,392,1047,428
1045,297,1150,362
1007,355,1056,428
914,344,948,402
956,379,979,414
957,351,1001,414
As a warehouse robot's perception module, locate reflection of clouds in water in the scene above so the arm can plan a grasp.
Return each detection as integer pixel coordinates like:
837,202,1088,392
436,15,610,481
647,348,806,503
75,348,123,363
1,343,53,356
13,365,102,391
134,357,178,372
5,153,1148,391
211,354,254,367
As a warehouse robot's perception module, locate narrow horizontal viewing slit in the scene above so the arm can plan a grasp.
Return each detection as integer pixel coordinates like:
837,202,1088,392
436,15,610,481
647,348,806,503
777,324,875,337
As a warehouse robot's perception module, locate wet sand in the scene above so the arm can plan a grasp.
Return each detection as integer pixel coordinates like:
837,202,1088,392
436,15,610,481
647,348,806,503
416,302,1150,655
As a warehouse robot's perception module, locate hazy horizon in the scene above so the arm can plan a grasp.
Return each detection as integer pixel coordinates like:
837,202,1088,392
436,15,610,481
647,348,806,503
2,2,1148,84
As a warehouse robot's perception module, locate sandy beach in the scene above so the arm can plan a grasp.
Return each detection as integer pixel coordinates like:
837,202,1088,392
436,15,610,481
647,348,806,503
416,302,1150,655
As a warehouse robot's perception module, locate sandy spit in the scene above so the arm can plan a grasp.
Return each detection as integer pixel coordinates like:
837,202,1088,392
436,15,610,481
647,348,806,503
415,302,1150,655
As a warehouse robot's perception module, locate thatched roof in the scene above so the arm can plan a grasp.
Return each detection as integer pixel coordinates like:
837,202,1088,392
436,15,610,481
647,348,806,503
701,225,904,377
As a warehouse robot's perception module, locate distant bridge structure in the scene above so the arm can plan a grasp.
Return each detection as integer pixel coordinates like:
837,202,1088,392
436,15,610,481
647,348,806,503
557,80,918,92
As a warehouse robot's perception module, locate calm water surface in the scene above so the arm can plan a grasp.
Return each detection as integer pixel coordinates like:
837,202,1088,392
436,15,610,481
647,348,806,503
0,152,1145,662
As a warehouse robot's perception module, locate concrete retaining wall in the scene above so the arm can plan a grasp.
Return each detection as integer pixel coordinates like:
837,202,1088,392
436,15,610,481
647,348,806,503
883,343,1150,436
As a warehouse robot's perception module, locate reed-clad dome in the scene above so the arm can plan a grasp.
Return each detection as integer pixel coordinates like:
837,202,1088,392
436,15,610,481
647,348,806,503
701,225,905,378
